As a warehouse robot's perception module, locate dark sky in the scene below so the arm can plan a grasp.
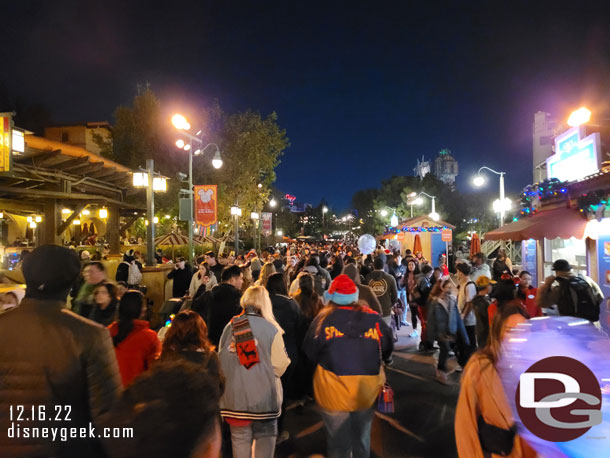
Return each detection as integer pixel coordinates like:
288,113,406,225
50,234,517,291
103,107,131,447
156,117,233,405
4,1,610,210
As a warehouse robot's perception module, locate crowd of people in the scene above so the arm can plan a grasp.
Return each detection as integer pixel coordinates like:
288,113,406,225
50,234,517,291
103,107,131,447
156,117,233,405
0,240,605,458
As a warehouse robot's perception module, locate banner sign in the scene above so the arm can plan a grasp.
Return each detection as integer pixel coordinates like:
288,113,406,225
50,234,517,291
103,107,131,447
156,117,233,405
262,212,272,235
0,114,12,173
441,229,452,242
194,185,218,227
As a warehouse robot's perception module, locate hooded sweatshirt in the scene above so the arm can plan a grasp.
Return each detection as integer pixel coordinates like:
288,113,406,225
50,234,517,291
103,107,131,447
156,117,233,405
343,264,382,314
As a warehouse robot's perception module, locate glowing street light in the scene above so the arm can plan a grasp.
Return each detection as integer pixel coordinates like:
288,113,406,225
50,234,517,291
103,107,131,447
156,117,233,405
98,208,108,219
212,149,223,169
418,192,440,222
171,114,190,131
473,166,507,227
567,107,591,127
269,198,277,208
276,230,283,237
380,209,388,217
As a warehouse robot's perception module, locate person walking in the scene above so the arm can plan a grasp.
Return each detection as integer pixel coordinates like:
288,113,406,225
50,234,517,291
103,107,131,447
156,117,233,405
159,310,225,393
537,259,603,321
72,261,107,317
218,286,291,458
89,282,119,327
167,257,193,298
343,263,382,314
426,279,469,384
456,263,477,367
0,245,121,458
471,276,494,349
205,251,225,283
115,249,143,288
192,265,244,348
492,249,513,282
455,303,536,458
303,274,394,458
365,257,398,334
470,253,491,282
413,264,434,343
108,290,161,387
266,272,304,443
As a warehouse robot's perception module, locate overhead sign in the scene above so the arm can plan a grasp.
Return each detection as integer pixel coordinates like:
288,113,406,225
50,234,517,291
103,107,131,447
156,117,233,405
396,232,405,241
547,126,601,182
441,229,452,242
0,113,12,173
194,185,218,227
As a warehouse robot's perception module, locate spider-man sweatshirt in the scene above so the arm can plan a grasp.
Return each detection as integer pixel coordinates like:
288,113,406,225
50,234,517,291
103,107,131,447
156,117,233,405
303,305,394,411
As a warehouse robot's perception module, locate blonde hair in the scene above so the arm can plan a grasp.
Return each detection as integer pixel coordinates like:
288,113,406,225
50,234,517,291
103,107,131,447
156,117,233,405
240,285,284,334
258,262,276,286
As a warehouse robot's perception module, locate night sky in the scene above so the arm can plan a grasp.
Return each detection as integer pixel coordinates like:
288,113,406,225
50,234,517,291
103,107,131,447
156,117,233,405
4,1,610,210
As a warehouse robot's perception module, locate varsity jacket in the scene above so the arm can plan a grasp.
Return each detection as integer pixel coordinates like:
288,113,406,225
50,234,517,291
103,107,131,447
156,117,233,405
303,305,394,412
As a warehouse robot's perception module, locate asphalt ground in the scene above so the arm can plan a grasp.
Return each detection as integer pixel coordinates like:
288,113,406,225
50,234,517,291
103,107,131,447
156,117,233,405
275,322,462,458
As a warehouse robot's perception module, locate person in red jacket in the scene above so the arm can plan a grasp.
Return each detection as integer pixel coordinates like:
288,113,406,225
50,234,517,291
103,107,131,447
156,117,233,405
516,271,542,318
108,290,161,387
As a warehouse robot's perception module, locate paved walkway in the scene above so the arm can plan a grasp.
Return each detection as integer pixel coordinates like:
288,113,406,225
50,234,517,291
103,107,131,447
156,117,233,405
276,322,462,458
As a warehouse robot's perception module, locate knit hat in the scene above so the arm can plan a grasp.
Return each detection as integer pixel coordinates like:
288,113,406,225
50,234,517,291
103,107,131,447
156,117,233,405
323,274,359,305
23,245,81,301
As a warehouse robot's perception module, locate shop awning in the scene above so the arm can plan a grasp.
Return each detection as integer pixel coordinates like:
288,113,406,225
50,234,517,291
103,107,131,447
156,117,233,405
484,206,587,241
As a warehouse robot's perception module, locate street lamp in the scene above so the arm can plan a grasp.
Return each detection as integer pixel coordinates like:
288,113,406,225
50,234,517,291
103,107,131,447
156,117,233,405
269,198,277,208
567,107,591,127
418,192,439,221
230,206,242,254
406,192,424,218
251,212,259,251
133,160,168,265
473,166,509,227
173,113,223,265
322,206,328,233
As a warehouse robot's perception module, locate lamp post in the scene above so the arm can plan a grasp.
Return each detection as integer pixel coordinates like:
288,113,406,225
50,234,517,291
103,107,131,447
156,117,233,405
173,114,223,266
417,192,439,221
380,207,399,227
133,160,167,265
473,166,509,228
406,192,423,218
230,206,241,254
251,212,259,251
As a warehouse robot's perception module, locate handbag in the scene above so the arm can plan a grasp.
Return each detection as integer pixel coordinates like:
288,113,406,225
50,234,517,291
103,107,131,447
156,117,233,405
375,323,395,413
477,415,516,456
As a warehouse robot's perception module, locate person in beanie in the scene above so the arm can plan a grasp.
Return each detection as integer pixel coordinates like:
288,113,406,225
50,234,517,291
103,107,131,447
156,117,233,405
167,257,193,298
303,274,393,458
0,245,121,458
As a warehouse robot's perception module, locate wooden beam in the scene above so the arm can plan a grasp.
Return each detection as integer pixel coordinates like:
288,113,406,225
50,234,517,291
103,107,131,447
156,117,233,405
67,161,105,175
120,214,140,235
0,198,42,212
54,157,90,171
56,202,87,236
88,166,117,179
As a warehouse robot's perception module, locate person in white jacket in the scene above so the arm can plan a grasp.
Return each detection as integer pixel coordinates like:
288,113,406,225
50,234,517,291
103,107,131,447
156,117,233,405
188,262,218,298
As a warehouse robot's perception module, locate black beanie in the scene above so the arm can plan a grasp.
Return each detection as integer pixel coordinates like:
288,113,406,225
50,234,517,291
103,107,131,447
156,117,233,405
23,245,81,301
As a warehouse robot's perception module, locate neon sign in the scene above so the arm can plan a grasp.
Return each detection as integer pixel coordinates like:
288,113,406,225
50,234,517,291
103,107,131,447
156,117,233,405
547,126,601,182
284,194,296,204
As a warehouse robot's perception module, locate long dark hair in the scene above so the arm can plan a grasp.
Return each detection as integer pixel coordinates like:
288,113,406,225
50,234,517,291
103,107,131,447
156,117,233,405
294,273,321,320
162,310,213,353
329,255,344,279
479,302,529,365
113,290,145,347
266,272,288,296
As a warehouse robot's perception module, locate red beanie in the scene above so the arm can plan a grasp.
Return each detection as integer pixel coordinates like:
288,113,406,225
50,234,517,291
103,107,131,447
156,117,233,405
324,274,359,305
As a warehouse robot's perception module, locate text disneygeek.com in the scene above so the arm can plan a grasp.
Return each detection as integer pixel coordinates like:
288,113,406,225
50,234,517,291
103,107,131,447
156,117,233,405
8,423,134,441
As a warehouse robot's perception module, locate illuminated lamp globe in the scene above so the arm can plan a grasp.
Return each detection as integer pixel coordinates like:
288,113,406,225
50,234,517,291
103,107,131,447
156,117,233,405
429,212,440,222
269,198,277,208
390,213,399,227
172,114,190,130
567,107,591,127
98,208,108,219
473,175,485,187
380,209,388,217
413,197,424,206
183,143,191,151
212,150,223,169
176,139,185,149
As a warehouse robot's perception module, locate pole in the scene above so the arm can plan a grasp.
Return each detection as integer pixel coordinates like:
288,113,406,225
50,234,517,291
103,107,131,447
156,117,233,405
431,197,436,215
410,204,413,218
146,159,155,266
188,140,194,266
499,172,505,228
234,214,239,254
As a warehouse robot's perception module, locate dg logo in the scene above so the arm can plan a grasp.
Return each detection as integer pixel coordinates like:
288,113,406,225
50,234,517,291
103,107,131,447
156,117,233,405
516,356,602,442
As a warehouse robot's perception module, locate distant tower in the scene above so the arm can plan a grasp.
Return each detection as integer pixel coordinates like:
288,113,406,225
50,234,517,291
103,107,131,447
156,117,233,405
414,156,431,179
532,111,557,182
435,149,458,185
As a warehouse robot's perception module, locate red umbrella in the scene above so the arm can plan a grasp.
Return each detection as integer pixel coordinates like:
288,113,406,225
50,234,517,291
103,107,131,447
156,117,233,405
470,232,481,258
413,233,423,254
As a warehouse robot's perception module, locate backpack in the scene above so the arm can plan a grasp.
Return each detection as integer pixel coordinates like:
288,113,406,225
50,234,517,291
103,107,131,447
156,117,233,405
127,261,142,286
556,275,600,322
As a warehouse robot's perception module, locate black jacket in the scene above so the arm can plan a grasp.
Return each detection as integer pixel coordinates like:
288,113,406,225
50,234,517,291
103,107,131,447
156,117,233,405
167,264,193,298
269,293,304,364
192,283,242,347
0,298,121,457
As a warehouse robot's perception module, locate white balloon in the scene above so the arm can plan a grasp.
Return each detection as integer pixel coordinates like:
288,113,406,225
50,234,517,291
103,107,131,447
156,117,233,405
358,234,377,255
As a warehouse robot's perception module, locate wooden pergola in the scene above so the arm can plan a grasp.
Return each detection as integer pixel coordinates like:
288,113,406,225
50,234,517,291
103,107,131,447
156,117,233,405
0,135,144,254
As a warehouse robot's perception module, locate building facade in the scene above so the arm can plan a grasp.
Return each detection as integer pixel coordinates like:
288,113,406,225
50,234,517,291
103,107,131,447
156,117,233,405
44,122,112,156
532,111,557,182
413,149,459,185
